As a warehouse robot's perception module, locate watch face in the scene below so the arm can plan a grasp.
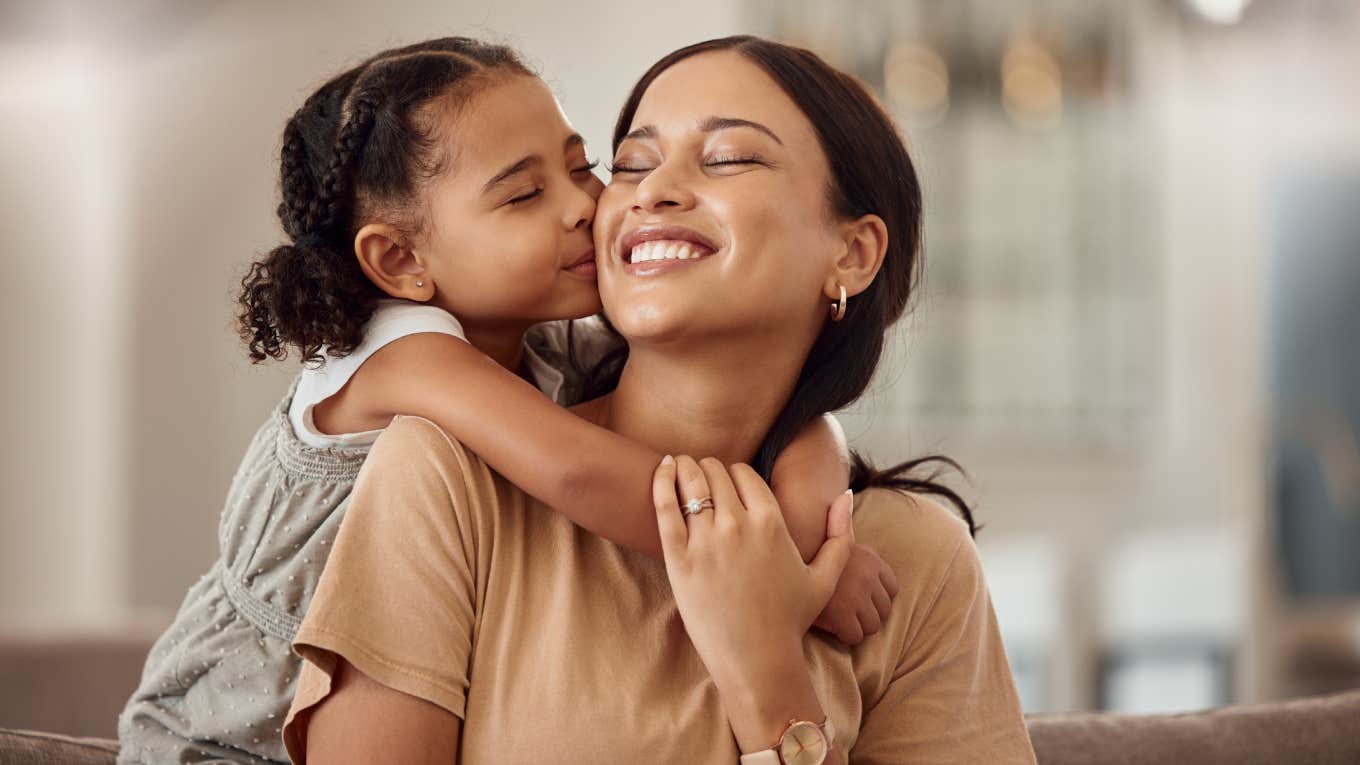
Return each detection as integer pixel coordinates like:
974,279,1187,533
778,720,828,765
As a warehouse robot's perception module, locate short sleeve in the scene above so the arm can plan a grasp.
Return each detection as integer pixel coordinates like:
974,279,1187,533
850,525,1037,764
290,299,468,448
283,416,489,760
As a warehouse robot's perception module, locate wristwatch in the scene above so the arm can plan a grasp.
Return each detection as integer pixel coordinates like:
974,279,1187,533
738,716,835,765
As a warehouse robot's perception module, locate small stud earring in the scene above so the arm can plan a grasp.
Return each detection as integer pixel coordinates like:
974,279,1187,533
416,280,424,287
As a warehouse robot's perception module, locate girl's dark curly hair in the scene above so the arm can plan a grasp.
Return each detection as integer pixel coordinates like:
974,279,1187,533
238,38,533,365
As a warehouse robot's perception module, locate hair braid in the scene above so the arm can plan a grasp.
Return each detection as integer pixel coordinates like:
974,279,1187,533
302,90,381,237
276,116,316,240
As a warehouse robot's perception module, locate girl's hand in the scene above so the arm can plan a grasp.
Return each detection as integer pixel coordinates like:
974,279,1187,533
653,455,854,755
813,543,899,646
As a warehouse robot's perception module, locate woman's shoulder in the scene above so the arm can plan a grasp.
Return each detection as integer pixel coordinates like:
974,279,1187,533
370,414,487,460
361,415,499,497
854,488,972,548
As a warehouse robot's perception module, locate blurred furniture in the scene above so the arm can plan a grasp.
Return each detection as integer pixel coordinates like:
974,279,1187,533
1025,689,1360,765
0,627,156,739
2,630,1359,764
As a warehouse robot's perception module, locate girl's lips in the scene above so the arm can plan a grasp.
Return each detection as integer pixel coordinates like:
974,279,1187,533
564,257,597,278
563,248,597,278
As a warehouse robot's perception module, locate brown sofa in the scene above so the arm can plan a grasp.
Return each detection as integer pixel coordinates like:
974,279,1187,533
4,691,1359,764
3,630,1359,764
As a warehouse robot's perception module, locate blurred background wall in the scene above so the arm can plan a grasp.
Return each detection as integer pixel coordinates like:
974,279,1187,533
2,0,1357,721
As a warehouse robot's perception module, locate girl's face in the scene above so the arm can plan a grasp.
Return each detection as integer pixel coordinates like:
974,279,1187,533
594,51,844,345
418,75,603,327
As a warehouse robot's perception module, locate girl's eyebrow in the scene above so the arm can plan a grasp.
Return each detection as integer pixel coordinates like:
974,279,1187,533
620,117,783,146
482,133,587,193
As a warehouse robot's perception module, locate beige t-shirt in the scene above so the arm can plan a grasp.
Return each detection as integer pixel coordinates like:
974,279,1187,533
283,416,1036,764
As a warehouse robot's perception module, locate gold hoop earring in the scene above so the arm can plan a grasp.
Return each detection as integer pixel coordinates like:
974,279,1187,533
830,283,847,322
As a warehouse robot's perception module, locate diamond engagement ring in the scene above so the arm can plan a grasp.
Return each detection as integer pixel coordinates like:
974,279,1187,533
683,496,715,516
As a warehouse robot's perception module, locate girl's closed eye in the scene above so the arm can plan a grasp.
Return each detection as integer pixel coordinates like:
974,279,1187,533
513,160,598,203
508,187,543,205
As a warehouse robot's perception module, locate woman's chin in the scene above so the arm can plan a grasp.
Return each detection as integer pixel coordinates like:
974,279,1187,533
604,304,700,345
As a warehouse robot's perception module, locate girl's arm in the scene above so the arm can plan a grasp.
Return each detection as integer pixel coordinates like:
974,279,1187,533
323,331,840,562
768,414,899,645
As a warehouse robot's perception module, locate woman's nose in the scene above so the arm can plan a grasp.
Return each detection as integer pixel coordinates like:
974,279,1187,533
631,162,696,214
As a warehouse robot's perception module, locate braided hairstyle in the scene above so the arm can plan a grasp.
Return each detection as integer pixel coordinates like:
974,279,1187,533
238,38,534,365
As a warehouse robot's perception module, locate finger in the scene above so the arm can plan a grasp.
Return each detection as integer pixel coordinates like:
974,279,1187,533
838,619,865,647
871,585,892,621
674,455,714,532
857,603,884,637
651,455,688,554
878,561,900,600
697,458,745,525
812,608,835,635
728,462,780,522
808,491,855,603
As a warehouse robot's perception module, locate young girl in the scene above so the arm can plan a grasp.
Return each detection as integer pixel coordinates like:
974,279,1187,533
117,37,896,764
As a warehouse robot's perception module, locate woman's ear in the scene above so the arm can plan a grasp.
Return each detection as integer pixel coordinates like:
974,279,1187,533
824,213,888,301
353,223,432,301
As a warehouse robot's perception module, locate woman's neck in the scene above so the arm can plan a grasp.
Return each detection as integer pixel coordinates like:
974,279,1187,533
596,337,809,466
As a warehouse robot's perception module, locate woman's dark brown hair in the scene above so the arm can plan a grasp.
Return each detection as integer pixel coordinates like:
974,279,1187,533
237,37,533,365
601,35,976,534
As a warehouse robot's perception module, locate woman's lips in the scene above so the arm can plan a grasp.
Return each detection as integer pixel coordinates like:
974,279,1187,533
622,247,715,276
618,225,720,261
620,237,717,277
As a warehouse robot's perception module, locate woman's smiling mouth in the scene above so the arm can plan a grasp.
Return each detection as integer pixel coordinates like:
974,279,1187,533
619,226,720,275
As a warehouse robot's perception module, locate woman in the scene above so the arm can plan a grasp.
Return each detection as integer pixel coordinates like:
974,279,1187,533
283,36,1036,764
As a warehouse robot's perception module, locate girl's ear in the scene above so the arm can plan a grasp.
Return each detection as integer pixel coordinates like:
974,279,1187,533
353,223,433,301
823,213,888,302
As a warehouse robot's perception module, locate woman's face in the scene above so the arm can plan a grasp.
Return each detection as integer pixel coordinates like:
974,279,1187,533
595,51,844,345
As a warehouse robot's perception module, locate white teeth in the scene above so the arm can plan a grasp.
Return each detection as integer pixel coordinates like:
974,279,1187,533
627,240,709,264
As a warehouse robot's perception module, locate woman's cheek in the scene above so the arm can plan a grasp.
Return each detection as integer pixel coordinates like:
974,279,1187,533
597,184,631,226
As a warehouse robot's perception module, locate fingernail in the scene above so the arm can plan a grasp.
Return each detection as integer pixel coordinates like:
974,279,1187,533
661,455,674,465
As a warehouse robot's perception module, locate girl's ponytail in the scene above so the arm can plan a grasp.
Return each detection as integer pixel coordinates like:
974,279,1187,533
237,102,381,366
237,237,377,365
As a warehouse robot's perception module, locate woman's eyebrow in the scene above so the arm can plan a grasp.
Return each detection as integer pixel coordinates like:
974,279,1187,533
483,133,587,193
620,118,784,146
698,116,783,145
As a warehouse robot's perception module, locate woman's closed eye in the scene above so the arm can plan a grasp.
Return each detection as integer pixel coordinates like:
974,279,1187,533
607,155,767,176
706,154,764,168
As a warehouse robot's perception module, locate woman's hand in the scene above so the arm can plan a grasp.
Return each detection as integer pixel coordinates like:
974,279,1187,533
653,454,854,753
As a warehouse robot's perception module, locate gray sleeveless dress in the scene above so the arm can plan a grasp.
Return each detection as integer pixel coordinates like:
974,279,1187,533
117,319,618,764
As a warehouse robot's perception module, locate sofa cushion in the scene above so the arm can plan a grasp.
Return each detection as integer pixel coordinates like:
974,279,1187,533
0,729,117,765
1026,689,1360,765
